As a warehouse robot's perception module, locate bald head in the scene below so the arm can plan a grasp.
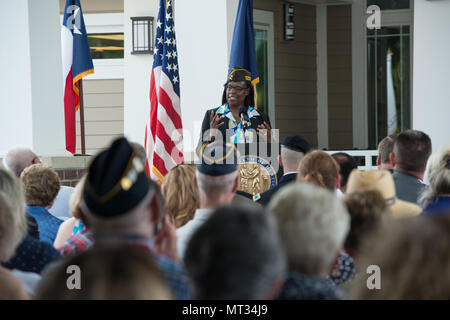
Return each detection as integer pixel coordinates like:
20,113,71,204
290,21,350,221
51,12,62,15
281,147,305,173
3,148,41,177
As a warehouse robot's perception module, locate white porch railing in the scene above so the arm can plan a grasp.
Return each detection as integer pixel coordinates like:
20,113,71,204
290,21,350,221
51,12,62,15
184,150,379,171
324,150,379,171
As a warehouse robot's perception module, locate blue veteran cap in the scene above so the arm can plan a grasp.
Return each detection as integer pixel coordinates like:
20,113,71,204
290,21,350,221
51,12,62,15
197,141,239,176
83,137,149,218
281,134,311,154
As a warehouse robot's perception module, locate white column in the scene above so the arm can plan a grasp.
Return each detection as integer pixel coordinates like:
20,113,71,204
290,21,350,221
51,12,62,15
413,0,450,151
0,0,66,157
123,0,158,147
124,0,238,156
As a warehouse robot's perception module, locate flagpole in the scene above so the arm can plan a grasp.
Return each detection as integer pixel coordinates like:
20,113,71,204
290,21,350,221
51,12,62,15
79,79,86,155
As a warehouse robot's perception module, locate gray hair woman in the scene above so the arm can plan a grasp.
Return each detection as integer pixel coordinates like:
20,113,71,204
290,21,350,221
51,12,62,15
0,170,29,299
422,144,450,216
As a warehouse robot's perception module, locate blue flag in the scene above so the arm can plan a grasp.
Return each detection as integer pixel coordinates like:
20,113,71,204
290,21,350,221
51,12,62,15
229,0,259,85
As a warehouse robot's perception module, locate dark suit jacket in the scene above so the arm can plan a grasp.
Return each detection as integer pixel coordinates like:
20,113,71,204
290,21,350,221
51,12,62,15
259,173,298,206
393,171,428,205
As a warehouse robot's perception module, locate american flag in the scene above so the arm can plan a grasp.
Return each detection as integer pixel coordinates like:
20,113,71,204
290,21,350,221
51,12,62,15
145,0,184,183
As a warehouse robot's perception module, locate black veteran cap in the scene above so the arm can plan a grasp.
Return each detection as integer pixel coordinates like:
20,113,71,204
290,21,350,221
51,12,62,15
197,141,239,176
228,66,252,82
281,134,311,154
83,137,150,218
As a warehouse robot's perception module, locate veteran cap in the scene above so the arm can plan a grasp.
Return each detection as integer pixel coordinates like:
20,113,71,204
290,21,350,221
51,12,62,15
83,137,150,218
228,66,252,82
281,134,311,154
197,141,239,176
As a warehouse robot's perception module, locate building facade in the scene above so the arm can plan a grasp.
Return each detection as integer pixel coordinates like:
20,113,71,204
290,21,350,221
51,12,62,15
0,0,449,162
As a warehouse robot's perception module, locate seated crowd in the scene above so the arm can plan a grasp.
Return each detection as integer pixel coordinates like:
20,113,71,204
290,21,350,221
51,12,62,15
0,129,449,300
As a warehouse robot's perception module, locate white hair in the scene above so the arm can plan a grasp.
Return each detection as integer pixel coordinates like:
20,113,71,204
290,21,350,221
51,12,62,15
3,147,38,177
268,182,350,275
281,147,305,170
421,144,450,205
0,169,27,262
195,170,238,196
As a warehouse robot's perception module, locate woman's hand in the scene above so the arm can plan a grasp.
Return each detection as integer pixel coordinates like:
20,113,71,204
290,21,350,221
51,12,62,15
257,121,272,142
209,111,224,142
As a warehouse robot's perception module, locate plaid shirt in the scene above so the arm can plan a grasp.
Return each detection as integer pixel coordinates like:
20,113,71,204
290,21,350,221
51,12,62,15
57,227,93,258
57,231,191,300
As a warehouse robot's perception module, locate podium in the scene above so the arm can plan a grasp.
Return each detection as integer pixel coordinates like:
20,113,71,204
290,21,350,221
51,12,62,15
235,142,278,196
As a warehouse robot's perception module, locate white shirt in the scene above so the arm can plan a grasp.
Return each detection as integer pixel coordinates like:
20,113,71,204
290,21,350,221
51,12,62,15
49,186,75,220
176,208,214,261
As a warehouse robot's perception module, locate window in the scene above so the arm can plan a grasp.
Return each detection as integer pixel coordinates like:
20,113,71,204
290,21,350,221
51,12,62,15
367,0,410,10
254,29,268,115
253,10,275,127
88,33,124,59
367,26,411,148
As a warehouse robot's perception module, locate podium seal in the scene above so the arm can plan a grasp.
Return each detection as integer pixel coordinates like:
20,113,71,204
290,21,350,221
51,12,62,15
238,155,277,195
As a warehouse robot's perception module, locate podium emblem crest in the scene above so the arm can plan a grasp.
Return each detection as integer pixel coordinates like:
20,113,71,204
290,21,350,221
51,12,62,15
238,155,277,195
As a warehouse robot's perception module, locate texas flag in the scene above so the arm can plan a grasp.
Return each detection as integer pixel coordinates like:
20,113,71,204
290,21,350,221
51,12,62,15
61,0,94,154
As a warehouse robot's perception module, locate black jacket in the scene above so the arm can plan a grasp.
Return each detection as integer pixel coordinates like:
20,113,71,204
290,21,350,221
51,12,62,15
259,173,298,206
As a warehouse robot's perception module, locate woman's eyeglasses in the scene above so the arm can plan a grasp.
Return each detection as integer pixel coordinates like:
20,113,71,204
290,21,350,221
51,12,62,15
225,85,248,92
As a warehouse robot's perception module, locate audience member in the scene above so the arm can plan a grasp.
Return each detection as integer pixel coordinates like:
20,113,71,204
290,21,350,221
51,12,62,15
4,147,75,220
20,164,63,244
391,130,432,205
269,183,349,299
377,134,396,172
53,176,86,248
35,245,172,300
343,190,389,259
161,164,199,228
0,192,29,299
350,215,450,299
258,134,310,206
3,147,41,177
1,168,61,275
296,150,340,192
332,152,358,194
421,144,450,216
346,169,421,219
76,137,190,299
296,150,356,285
184,205,286,299
177,141,239,260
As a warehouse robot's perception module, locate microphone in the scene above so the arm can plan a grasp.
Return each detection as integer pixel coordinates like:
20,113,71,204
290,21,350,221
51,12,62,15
238,106,248,131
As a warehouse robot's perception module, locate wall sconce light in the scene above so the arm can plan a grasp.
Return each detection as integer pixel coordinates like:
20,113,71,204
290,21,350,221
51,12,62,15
130,16,154,54
284,3,295,41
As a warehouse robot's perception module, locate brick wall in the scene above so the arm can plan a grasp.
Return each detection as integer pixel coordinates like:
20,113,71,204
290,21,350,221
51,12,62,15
55,168,88,187
40,156,92,187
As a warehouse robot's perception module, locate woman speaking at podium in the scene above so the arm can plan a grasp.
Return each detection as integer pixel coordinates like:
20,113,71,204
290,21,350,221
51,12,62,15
199,66,272,145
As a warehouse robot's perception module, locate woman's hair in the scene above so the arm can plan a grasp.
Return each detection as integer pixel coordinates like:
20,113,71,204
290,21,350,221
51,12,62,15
161,165,199,228
0,169,27,262
296,150,340,191
350,215,450,299
34,244,172,300
343,190,389,257
69,176,86,219
221,79,255,109
422,144,450,207
20,164,61,207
